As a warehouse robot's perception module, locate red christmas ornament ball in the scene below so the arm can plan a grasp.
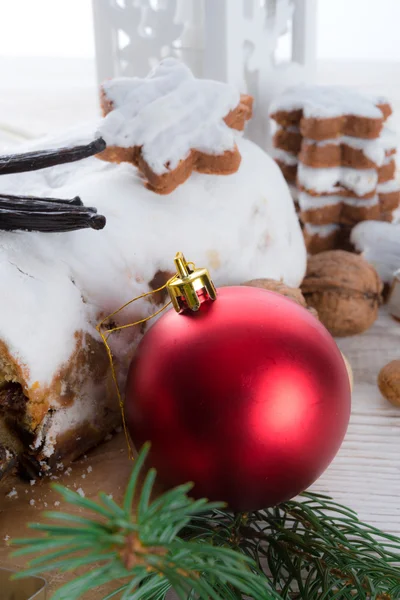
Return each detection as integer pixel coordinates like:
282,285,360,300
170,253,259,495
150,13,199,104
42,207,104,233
125,286,351,511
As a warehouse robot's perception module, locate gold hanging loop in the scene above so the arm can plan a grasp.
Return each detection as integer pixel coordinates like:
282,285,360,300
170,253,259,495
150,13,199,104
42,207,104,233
96,279,176,460
97,252,216,460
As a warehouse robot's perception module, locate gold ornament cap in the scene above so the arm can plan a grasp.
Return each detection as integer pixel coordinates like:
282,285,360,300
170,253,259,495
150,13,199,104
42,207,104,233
167,252,217,313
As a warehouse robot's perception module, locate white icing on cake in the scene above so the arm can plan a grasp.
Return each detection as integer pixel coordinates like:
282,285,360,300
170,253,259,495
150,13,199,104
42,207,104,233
272,148,298,165
98,58,241,175
303,137,341,147
378,180,400,193
0,129,306,393
344,196,379,208
298,164,378,196
0,255,87,386
39,390,105,457
382,155,396,166
379,127,398,151
299,192,342,209
392,206,400,223
351,221,400,282
304,223,340,237
299,191,378,210
270,85,388,120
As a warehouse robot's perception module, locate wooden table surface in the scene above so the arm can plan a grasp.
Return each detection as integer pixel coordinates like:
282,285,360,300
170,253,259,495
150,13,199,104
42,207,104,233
1,309,400,598
316,309,400,534
0,431,133,597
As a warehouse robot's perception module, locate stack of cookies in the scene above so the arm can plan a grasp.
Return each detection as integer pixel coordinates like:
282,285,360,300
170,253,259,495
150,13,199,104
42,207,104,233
270,86,400,254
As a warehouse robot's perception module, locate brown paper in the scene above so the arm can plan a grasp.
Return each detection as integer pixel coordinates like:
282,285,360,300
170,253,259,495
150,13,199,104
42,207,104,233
0,568,46,600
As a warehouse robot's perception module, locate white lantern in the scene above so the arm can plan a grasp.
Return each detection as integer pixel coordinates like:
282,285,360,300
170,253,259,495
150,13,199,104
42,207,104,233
92,0,317,149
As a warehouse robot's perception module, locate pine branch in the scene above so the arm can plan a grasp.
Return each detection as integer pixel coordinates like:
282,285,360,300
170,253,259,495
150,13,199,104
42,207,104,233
11,443,400,599
186,497,400,599
12,443,277,600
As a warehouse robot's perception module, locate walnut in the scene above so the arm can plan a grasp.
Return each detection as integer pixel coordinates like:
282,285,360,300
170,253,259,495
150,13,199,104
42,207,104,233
378,360,400,406
301,250,382,337
242,278,318,319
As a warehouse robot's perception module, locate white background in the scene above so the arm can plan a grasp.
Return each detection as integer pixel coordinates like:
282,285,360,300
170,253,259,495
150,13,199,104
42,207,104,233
0,0,399,61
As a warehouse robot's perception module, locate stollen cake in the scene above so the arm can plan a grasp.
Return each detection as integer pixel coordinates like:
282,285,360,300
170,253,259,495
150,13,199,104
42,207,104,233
0,120,306,479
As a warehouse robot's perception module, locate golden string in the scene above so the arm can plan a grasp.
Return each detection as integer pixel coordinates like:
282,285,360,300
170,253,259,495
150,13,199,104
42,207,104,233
96,276,177,460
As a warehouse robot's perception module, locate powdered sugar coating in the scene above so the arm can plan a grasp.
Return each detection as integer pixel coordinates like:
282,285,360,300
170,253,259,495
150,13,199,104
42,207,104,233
377,180,400,193
298,164,378,196
351,221,400,282
299,192,342,209
272,148,298,165
299,191,378,210
39,394,103,457
98,58,241,175
0,248,88,385
383,155,396,166
303,138,340,147
303,223,340,237
344,196,379,208
379,127,398,151
270,85,387,120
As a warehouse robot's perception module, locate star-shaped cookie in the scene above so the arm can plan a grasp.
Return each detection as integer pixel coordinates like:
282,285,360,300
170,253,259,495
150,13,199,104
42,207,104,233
97,58,253,194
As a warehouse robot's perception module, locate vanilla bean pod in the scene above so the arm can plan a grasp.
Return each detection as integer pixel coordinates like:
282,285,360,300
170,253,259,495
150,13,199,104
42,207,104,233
0,137,106,175
0,202,99,216
0,193,83,206
0,207,106,232
0,193,106,232
0,194,85,210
